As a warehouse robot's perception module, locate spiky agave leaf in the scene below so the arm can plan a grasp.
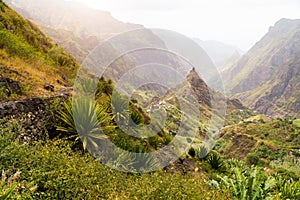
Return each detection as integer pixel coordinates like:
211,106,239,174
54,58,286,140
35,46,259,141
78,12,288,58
57,96,115,150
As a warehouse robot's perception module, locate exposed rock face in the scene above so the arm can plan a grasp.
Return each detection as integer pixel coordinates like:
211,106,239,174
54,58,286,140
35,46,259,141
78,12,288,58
253,60,300,117
227,98,246,111
44,84,55,92
0,77,22,96
222,18,300,117
185,68,211,107
0,89,72,143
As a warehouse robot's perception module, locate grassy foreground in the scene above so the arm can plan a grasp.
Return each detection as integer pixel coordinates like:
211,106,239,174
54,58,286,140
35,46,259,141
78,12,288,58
0,118,229,199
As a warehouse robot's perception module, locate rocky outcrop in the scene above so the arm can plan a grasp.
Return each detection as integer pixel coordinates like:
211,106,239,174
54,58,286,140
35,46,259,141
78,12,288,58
0,77,22,96
0,88,72,143
186,68,211,107
227,98,246,110
254,60,300,117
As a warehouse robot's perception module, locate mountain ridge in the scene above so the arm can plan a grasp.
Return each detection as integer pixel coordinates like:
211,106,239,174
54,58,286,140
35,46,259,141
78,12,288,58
221,18,300,117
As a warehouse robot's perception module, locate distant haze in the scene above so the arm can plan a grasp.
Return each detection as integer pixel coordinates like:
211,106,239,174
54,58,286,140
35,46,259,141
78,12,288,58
72,0,300,51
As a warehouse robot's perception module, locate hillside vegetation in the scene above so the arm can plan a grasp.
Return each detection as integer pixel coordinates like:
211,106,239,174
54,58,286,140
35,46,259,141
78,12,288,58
217,117,300,175
0,1,78,102
0,2,300,199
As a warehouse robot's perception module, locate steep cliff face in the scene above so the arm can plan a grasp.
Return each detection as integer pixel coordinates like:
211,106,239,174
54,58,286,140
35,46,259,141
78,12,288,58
185,68,211,107
253,58,300,117
222,18,300,117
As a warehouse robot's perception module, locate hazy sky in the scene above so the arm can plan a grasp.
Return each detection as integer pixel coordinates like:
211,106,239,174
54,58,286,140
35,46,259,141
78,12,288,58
73,0,300,51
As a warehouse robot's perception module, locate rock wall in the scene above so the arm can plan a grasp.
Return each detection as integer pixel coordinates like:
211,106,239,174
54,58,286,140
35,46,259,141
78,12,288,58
0,94,69,118
0,90,71,143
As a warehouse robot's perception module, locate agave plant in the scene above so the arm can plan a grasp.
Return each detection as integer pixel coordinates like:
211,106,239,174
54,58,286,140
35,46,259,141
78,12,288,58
198,145,209,159
57,96,115,150
110,92,130,125
207,153,224,170
129,111,143,126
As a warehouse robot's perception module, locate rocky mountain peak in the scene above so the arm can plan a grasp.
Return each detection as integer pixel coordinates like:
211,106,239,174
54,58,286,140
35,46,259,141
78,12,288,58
265,18,300,40
186,68,211,107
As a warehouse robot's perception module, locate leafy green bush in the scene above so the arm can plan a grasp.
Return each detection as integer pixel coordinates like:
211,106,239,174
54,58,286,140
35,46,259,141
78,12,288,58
0,30,37,59
148,136,161,150
257,145,271,158
246,153,260,166
293,119,300,128
0,85,7,100
48,46,76,67
275,176,300,199
129,111,143,126
211,163,300,200
211,167,276,200
0,171,18,200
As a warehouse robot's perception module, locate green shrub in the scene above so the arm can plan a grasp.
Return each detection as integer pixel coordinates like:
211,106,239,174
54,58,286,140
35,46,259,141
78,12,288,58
0,171,18,200
188,147,196,157
207,154,225,171
48,46,76,67
129,111,143,126
0,118,229,199
212,167,276,200
0,85,7,100
257,145,271,158
246,153,260,166
275,176,300,199
293,119,300,128
0,29,37,59
163,134,172,145
148,136,160,150
131,98,138,104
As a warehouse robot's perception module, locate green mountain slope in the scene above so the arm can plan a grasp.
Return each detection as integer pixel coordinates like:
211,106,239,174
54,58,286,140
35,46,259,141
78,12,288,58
5,0,142,63
222,18,300,117
0,1,79,102
217,118,300,175
39,27,100,63
5,0,219,87
5,0,142,39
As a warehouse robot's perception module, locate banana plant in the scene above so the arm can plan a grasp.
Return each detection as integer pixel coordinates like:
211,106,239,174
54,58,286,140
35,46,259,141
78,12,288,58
212,167,276,200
